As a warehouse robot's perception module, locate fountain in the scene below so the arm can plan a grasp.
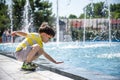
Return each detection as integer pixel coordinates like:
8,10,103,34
22,0,34,33
83,0,112,43
0,0,120,79
8,0,13,42
102,0,111,43
15,0,34,42
83,0,94,43
56,0,60,44
93,0,120,42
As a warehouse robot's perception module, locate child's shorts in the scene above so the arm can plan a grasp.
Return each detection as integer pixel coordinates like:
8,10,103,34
15,46,32,62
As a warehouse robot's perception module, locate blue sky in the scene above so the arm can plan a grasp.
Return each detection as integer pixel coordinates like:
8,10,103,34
48,0,120,17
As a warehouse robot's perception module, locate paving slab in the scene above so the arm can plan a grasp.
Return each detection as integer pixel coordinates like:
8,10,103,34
0,55,73,80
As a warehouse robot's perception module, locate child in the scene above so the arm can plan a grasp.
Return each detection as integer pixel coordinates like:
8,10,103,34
11,22,63,71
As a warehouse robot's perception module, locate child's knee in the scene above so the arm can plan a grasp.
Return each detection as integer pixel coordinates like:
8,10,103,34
33,44,40,50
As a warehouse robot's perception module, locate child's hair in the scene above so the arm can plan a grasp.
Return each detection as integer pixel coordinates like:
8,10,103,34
39,22,55,37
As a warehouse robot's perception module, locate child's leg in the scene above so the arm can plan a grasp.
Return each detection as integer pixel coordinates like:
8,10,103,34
26,44,42,62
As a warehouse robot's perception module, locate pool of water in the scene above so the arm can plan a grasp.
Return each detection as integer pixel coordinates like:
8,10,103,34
0,42,120,78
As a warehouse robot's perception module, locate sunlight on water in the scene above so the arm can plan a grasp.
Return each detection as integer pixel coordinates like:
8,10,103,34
97,53,120,58
60,43,111,49
45,42,116,49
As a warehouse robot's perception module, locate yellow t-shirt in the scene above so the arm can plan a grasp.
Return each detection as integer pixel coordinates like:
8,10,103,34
16,33,43,52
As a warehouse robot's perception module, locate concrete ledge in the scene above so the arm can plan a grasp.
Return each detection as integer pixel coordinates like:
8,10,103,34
36,61,120,80
0,54,73,80
38,64,87,80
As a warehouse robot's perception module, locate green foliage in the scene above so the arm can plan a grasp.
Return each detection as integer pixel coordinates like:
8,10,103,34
12,0,25,30
85,31,96,40
70,26,83,41
68,14,77,19
79,2,120,19
79,14,84,19
110,3,120,19
0,0,10,36
32,0,53,29
12,0,53,31
0,0,53,36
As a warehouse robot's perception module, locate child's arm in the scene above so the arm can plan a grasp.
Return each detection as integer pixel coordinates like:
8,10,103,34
43,51,63,64
40,48,63,64
11,31,27,37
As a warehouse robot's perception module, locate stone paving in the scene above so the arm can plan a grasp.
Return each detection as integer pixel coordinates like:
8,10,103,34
0,54,73,80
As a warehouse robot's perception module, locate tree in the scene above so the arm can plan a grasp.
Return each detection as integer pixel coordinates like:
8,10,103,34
79,2,120,19
68,14,77,19
93,2,104,18
110,3,120,19
0,0,10,36
79,14,84,19
33,0,53,29
12,0,53,31
12,0,25,30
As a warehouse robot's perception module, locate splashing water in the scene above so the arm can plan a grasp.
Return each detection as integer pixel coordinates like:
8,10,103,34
22,0,33,32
